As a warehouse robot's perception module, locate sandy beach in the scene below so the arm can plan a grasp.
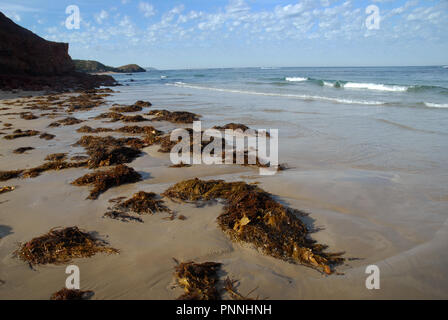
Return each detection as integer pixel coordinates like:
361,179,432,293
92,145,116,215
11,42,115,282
1,87,447,300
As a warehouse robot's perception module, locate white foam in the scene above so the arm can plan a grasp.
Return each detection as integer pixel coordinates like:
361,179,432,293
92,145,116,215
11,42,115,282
285,77,307,82
343,82,408,92
424,102,448,108
168,82,385,106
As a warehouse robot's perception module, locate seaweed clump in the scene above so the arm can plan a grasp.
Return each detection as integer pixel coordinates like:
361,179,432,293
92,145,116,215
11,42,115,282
21,161,88,179
0,186,15,194
50,288,94,300
147,110,200,123
163,179,344,274
0,170,23,181
115,191,170,215
75,136,143,168
45,153,67,161
48,117,83,127
104,191,172,222
110,104,142,113
94,112,149,123
3,129,40,140
174,261,222,300
15,226,118,265
39,133,55,140
72,164,142,200
13,147,34,154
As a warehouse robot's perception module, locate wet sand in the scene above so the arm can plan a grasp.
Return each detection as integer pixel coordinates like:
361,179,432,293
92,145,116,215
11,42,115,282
0,89,447,299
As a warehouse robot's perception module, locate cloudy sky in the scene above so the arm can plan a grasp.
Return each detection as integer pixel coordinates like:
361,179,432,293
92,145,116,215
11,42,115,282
1,0,447,69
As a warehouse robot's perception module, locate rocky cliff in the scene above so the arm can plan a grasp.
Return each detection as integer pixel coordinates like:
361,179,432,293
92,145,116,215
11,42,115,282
0,12,116,91
74,60,146,73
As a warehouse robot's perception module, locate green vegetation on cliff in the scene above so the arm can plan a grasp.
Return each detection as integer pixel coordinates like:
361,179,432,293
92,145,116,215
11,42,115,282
73,60,146,73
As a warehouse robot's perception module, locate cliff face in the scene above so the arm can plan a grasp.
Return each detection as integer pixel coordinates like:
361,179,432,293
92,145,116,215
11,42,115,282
0,12,74,76
0,12,116,91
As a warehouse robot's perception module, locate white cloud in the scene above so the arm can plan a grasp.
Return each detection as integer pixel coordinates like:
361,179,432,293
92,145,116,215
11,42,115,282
95,10,109,24
139,2,155,18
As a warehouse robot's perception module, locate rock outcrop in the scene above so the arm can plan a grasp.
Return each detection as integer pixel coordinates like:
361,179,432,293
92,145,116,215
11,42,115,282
74,60,146,73
0,12,116,91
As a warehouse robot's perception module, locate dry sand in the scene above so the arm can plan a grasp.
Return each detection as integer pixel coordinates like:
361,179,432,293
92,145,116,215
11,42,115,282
0,90,447,300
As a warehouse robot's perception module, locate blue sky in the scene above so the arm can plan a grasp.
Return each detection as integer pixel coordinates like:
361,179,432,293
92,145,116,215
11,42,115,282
1,0,447,69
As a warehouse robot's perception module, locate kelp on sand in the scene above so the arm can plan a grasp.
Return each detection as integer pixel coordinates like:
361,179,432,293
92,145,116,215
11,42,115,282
15,226,118,265
174,260,222,300
104,191,172,222
72,164,142,200
50,288,94,300
163,178,344,274
74,135,143,168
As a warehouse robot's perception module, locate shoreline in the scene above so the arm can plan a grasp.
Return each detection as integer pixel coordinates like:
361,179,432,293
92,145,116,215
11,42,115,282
1,88,447,300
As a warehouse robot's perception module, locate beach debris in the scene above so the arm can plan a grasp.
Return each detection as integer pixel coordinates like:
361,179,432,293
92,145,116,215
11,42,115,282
20,112,38,120
115,191,171,215
104,191,172,222
116,125,162,136
76,125,114,133
15,226,118,265
134,100,152,108
103,210,143,223
213,123,250,131
174,260,222,300
0,160,87,181
163,178,344,274
3,129,40,140
224,277,258,300
50,288,94,300
169,162,192,168
39,132,55,140
94,112,149,123
110,104,142,113
71,155,89,161
13,147,34,154
0,186,15,194
71,164,142,199
147,110,200,123
0,170,23,181
48,117,83,127
213,123,270,137
75,135,143,168
44,153,67,161
21,160,88,179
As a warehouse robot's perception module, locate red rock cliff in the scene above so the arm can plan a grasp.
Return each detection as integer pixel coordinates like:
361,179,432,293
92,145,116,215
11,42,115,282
0,12,75,76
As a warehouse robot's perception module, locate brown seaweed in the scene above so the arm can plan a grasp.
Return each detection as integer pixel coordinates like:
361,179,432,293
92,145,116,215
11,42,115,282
3,129,40,140
20,113,38,120
110,104,142,113
0,186,15,194
45,153,67,161
75,135,143,168
50,288,94,300
0,169,23,181
114,191,171,215
147,110,200,123
174,260,222,300
21,160,88,178
103,210,143,223
13,147,34,154
163,179,344,274
71,164,142,200
39,132,55,140
15,226,118,265
48,117,83,127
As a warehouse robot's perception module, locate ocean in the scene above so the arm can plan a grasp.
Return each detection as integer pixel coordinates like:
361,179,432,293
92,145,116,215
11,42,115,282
110,66,448,176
